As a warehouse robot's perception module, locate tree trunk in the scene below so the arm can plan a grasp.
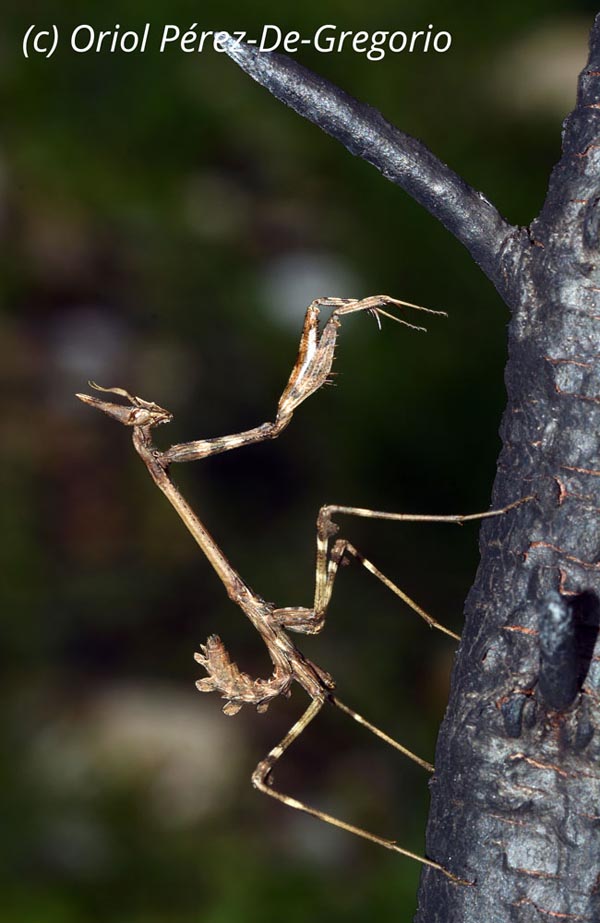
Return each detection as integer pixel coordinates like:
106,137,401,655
418,25,600,922
222,17,600,921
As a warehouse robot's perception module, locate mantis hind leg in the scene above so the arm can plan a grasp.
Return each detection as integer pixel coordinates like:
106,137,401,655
251,697,470,884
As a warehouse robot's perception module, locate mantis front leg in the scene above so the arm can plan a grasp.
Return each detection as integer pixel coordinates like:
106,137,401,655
160,295,444,464
79,295,440,466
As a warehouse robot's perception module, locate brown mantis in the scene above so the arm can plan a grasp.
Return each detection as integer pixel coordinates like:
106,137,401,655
77,295,527,885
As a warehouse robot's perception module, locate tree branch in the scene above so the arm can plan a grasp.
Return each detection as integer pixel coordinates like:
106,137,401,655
222,16,600,921
219,33,516,292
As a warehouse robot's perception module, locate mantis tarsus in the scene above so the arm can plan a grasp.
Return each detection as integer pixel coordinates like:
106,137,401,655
77,295,529,885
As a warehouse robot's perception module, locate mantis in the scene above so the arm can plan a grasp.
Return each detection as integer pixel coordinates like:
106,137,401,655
77,295,527,885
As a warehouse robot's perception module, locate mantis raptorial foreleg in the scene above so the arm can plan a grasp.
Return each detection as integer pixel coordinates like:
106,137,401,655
77,293,529,886
157,296,444,465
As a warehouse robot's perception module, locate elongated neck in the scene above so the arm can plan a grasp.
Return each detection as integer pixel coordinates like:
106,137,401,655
132,426,253,604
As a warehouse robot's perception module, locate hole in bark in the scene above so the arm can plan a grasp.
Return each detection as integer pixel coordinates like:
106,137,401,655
571,590,600,688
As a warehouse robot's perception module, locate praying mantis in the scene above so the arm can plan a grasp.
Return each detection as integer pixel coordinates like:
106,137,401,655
77,295,528,884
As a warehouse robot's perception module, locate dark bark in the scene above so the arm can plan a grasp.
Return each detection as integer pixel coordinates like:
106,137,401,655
219,33,514,296
223,17,600,923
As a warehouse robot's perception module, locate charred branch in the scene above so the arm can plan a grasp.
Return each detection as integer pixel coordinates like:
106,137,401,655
223,14,600,923
219,33,516,293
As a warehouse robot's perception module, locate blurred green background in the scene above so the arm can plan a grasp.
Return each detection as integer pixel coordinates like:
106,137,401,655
2,2,596,921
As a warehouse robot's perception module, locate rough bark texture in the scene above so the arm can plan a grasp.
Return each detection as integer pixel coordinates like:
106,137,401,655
223,17,600,921
419,22,600,922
